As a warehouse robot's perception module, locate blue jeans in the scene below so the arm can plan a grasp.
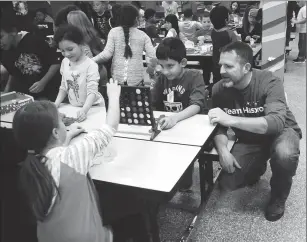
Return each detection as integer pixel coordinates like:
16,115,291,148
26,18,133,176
219,128,300,200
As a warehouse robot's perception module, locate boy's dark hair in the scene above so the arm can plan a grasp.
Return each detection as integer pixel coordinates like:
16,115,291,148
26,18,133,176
54,24,84,46
54,5,80,27
210,6,229,30
220,41,253,70
203,11,210,18
156,37,186,63
13,101,61,222
36,8,47,15
144,8,156,21
0,12,18,33
120,4,139,59
183,8,193,18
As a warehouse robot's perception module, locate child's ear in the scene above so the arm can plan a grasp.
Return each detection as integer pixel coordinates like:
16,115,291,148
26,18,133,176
180,58,187,67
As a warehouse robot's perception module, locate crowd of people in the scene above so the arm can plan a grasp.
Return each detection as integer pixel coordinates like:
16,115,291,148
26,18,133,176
0,1,305,242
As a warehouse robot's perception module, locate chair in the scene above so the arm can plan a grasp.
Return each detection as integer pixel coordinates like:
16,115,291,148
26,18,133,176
198,133,237,204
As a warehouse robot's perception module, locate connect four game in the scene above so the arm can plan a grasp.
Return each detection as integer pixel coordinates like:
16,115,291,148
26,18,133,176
100,85,156,127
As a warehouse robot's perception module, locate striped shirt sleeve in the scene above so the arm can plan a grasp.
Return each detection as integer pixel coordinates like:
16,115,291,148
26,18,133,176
63,125,116,175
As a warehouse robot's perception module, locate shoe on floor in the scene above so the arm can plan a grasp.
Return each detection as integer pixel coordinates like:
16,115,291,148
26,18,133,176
293,58,306,63
265,196,286,222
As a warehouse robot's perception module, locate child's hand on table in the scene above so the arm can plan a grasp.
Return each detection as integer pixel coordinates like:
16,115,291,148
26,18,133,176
159,115,178,130
77,109,87,122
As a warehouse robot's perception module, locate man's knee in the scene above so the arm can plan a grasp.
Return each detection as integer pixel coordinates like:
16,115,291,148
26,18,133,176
271,141,300,175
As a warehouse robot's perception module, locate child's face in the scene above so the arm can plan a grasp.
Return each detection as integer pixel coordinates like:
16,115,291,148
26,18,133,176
202,17,211,30
0,29,16,50
35,11,45,23
231,2,238,11
92,1,106,14
157,58,185,80
164,21,172,30
58,40,83,62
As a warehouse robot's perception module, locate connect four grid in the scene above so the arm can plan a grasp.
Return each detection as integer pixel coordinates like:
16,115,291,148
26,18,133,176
100,85,155,127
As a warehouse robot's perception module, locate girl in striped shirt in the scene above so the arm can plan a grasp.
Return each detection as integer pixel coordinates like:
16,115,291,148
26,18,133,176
13,79,121,242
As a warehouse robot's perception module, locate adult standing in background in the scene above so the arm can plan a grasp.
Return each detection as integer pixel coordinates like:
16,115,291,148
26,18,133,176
291,1,306,63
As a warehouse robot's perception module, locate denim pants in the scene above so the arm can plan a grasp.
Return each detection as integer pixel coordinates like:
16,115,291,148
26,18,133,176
298,33,306,59
219,128,300,200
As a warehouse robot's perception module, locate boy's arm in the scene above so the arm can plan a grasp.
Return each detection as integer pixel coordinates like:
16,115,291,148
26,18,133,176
172,104,200,122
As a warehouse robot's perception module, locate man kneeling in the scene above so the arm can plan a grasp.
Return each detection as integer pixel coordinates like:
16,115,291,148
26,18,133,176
208,41,302,222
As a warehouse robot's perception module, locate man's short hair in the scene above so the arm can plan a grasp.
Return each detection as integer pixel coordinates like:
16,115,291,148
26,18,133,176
209,6,229,30
220,41,253,69
183,8,193,18
156,37,186,63
144,8,156,21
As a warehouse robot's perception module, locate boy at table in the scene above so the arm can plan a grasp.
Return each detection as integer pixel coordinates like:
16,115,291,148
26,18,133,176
151,37,206,190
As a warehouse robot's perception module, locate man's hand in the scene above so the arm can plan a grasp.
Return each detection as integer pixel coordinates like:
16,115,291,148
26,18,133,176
29,80,47,93
159,115,178,130
77,109,87,122
208,108,234,127
245,36,251,42
219,149,241,173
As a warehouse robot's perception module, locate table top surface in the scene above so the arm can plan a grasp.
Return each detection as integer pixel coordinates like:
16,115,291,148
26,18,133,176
116,111,216,147
88,137,200,192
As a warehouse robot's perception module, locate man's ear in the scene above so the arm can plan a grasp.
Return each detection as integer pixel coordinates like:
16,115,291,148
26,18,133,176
180,58,187,67
244,63,252,73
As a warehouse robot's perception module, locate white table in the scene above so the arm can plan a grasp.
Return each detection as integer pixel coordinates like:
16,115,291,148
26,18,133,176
116,111,216,147
89,137,200,192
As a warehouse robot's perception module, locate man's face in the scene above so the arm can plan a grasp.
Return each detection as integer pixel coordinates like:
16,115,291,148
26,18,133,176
202,17,211,30
219,51,249,87
157,58,185,80
0,30,15,50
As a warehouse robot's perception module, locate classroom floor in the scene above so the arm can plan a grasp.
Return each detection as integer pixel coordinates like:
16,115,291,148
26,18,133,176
157,36,306,242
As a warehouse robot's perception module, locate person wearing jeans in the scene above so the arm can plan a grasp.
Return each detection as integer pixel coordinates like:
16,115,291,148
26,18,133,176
208,42,302,222
292,1,306,63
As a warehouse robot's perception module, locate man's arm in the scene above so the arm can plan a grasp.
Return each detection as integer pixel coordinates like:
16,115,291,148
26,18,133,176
229,116,268,134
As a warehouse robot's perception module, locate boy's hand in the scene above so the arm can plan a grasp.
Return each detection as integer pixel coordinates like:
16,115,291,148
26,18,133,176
159,116,178,130
107,78,121,100
77,110,87,122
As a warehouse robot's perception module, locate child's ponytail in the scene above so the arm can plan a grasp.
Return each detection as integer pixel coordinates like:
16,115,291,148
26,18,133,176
123,25,132,58
19,152,60,222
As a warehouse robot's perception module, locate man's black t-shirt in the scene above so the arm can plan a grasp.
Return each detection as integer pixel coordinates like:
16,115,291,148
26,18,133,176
1,32,61,100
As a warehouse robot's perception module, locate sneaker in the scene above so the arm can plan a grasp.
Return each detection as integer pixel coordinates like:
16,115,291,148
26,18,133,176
265,196,286,222
293,58,306,63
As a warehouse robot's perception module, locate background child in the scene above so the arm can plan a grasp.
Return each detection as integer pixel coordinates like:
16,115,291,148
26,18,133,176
179,8,203,42
144,8,160,39
164,14,187,42
91,1,111,42
151,37,206,191
210,6,238,92
93,4,156,86
54,24,104,122
13,79,121,242
0,12,61,101
292,1,306,63
195,12,212,41
34,8,54,24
